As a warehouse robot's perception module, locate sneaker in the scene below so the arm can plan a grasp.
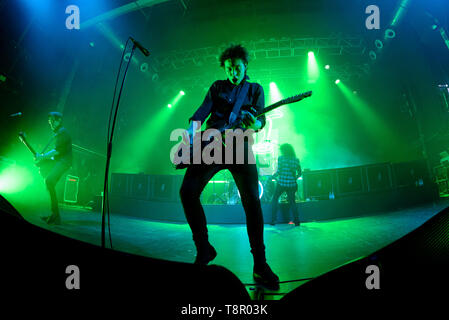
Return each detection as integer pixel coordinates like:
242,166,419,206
194,244,217,265
253,263,280,290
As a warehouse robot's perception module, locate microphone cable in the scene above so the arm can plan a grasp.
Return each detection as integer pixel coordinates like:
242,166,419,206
102,37,134,249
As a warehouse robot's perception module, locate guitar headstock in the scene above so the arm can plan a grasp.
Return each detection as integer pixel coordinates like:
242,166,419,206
18,131,26,142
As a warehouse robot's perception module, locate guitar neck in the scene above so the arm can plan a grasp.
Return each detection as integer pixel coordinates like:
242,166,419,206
256,91,311,117
20,137,36,155
257,101,285,116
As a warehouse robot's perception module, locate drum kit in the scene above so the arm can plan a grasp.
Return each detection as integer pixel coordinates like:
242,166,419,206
200,170,278,205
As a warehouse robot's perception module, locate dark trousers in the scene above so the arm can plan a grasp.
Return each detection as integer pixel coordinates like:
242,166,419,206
45,161,70,216
271,184,299,223
180,162,266,265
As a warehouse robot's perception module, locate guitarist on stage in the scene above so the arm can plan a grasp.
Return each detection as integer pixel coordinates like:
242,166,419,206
270,143,302,226
36,112,72,225
179,44,279,289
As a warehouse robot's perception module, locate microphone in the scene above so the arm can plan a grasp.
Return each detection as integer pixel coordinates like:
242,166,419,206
130,37,150,57
10,112,22,117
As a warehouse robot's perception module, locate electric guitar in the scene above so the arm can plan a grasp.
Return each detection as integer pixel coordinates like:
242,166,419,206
174,90,312,169
18,132,54,177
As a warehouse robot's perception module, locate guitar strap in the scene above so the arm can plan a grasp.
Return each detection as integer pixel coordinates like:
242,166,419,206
228,81,250,125
41,135,55,153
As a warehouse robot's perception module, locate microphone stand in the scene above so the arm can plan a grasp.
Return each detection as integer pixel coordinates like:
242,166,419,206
101,42,137,248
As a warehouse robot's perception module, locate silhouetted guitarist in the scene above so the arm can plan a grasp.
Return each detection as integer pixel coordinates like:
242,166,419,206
36,112,72,225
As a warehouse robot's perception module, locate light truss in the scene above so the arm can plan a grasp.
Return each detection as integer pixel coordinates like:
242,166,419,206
152,36,367,71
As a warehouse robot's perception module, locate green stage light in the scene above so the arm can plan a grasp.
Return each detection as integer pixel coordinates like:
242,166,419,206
0,165,33,194
335,79,341,84
307,51,319,83
325,65,330,70
172,91,185,106
336,81,403,148
391,0,410,27
168,104,172,108
269,82,283,105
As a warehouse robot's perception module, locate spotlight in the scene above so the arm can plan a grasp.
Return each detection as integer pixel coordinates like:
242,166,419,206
308,51,314,57
385,28,396,39
152,73,159,82
335,79,340,84
374,39,384,49
140,63,149,73
124,52,131,62
325,65,330,70
369,50,377,60
180,90,185,95
168,104,172,108
89,42,95,48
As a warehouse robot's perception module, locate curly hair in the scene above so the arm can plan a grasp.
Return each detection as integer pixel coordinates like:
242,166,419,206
280,143,296,158
219,44,249,67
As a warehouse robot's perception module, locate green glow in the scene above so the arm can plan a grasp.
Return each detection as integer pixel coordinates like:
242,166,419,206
391,0,410,26
307,51,319,84
325,65,330,70
171,91,185,107
335,79,340,84
0,165,33,194
253,82,285,156
269,82,283,104
439,28,449,50
336,81,403,147
116,90,186,172
117,107,172,173
97,23,139,65
266,82,284,120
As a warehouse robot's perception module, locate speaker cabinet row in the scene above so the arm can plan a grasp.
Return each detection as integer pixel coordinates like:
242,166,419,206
303,159,430,200
110,174,183,202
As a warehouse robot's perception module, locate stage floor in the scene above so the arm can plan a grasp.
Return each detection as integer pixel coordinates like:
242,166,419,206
19,199,449,299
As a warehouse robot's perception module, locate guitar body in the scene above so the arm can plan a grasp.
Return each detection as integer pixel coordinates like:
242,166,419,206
174,90,312,169
18,132,55,178
36,159,55,178
175,135,216,169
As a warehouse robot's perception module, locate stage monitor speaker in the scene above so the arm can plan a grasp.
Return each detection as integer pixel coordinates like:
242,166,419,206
336,166,365,196
64,175,79,203
303,169,335,200
366,163,393,192
393,159,429,188
130,174,150,200
110,173,129,196
150,175,178,202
